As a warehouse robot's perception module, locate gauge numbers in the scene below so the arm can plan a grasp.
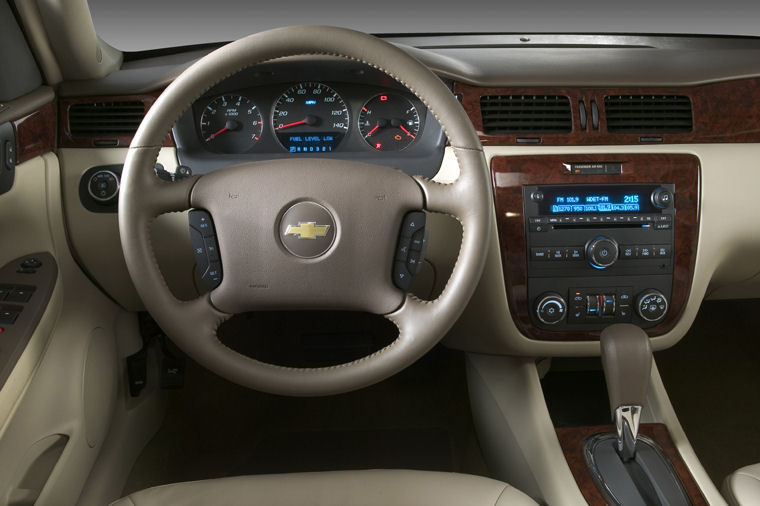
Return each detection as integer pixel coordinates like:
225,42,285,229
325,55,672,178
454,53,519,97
272,82,349,153
359,94,420,151
200,95,263,153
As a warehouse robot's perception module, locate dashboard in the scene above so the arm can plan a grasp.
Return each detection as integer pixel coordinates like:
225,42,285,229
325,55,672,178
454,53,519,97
171,60,446,178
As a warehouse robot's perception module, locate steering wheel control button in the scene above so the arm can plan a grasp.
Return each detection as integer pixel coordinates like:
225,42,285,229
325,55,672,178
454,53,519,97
586,236,619,269
393,262,413,291
189,209,223,290
393,212,429,290
87,169,120,203
400,211,426,237
189,209,215,237
279,202,336,259
535,293,567,325
636,290,668,322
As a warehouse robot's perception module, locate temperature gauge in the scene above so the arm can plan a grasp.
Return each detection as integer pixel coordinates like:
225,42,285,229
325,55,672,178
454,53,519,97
359,94,420,151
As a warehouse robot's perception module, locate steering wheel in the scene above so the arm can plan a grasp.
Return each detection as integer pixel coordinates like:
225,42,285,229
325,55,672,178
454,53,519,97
119,26,493,396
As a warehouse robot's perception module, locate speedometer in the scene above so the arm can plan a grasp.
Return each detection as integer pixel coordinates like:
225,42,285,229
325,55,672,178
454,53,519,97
272,82,349,153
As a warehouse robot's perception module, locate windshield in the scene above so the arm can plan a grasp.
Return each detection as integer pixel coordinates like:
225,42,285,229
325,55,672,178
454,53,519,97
89,0,760,52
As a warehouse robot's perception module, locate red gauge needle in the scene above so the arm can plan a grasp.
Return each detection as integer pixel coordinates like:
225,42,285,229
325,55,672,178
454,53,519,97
364,124,381,137
398,125,416,139
277,119,307,130
205,127,228,141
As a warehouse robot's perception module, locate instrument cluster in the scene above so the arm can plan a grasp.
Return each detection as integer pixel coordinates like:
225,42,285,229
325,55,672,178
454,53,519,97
194,81,425,155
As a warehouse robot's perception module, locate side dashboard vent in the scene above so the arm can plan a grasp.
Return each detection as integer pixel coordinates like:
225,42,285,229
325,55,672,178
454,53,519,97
480,95,572,134
604,95,693,133
68,101,146,137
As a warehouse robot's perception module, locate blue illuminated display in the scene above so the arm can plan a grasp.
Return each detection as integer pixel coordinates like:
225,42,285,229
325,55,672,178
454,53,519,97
284,134,342,153
550,193,641,213
305,99,317,105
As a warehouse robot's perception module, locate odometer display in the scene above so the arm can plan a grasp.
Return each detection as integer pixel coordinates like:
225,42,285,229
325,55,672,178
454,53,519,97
272,82,349,153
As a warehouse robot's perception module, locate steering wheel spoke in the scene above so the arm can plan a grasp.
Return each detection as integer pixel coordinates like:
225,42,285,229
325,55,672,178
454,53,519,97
120,27,491,396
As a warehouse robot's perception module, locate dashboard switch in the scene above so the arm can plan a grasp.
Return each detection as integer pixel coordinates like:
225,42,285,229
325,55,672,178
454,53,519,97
586,295,600,317
636,290,668,322
602,295,616,316
535,293,567,325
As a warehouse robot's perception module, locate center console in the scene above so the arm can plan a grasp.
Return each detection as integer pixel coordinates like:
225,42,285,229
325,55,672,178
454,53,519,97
492,154,700,341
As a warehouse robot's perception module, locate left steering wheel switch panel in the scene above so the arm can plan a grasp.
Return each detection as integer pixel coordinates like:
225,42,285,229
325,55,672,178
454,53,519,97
393,211,429,291
189,209,223,291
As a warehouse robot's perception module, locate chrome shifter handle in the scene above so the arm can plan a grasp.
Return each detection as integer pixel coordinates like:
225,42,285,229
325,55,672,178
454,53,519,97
600,323,652,461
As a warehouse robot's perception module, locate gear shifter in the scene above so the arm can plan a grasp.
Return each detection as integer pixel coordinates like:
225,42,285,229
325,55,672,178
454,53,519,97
600,323,652,461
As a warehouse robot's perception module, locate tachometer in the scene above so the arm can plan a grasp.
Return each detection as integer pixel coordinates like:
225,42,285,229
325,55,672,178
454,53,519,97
272,82,349,153
200,95,263,153
359,94,420,151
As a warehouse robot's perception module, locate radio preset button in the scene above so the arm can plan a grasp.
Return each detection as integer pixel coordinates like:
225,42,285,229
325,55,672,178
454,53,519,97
567,247,584,260
637,246,653,258
621,246,636,259
549,248,565,260
654,245,672,258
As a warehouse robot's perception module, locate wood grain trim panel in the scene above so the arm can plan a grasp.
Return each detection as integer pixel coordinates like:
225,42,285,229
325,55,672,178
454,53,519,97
12,101,56,165
556,424,708,506
58,92,174,148
492,154,700,342
456,78,760,145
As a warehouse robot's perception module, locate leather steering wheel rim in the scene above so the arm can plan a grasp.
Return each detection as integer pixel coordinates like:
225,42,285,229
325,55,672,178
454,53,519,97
119,26,493,396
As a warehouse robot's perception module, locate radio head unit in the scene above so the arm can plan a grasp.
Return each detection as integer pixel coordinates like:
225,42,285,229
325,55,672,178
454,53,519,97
523,183,675,331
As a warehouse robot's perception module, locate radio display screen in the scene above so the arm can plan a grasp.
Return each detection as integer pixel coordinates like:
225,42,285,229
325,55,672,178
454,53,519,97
537,185,659,214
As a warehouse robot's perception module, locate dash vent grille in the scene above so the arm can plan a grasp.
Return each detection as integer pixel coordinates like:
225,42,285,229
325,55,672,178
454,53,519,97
480,95,572,134
604,95,693,133
68,101,146,137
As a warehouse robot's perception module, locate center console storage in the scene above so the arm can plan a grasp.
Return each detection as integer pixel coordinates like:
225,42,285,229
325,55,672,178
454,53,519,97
492,154,700,341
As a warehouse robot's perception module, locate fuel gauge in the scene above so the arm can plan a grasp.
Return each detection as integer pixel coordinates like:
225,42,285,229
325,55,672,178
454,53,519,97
359,94,420,151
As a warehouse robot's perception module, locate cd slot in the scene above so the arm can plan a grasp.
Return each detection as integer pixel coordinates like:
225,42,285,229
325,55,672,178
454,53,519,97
553,223,647,230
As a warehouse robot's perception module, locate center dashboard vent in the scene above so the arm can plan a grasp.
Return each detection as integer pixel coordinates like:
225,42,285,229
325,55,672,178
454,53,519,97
479,95,572,134
604,95,693,133
68,101,146,137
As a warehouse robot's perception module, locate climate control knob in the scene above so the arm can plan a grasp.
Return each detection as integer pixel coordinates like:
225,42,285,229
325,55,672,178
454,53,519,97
586,236,619,269
636,290,669,322
535,293,567,325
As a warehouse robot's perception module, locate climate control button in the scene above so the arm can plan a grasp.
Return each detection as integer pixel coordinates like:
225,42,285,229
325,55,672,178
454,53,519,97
586,236,619,269
535,293,567,325
636,290,668,322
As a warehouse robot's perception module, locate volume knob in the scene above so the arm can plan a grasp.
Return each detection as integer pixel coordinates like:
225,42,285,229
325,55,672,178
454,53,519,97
586,236,619,269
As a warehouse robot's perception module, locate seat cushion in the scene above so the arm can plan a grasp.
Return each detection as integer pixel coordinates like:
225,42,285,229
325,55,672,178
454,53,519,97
723,463,760,506
111,469,538,506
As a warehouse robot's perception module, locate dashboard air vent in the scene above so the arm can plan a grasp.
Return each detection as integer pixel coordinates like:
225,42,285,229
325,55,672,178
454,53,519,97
604,95,693,133
68,101,146,137
479,95,572,134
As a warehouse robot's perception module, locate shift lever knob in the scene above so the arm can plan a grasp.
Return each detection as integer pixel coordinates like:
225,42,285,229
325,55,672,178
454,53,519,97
600,323,652,461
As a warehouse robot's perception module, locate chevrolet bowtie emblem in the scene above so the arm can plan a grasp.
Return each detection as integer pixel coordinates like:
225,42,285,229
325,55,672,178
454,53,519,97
284,222,331,240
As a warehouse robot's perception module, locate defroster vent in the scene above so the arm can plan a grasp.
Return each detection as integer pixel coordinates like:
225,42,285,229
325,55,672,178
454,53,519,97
480,95,572,134
68,101,146,137
604,95,693,133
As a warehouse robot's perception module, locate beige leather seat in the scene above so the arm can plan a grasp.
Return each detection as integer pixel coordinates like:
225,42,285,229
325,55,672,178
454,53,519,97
111,470,538,506
723,463,760,505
